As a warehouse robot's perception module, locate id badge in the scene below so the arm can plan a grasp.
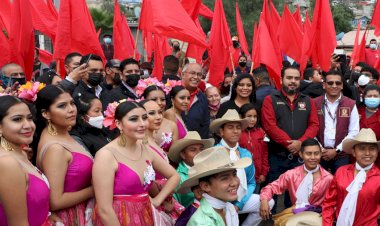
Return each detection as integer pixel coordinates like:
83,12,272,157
326,128,336,140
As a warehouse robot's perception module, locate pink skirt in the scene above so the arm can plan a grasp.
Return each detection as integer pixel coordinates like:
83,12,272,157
56,202,86,226
93,193,154,226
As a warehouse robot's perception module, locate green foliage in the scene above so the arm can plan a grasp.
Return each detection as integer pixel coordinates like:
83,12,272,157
90,7,113,36
331,3,354,34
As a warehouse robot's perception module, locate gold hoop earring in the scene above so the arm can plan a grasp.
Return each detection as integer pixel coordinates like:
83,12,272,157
118,131,127,147
0,134,14,152
48,120,57,136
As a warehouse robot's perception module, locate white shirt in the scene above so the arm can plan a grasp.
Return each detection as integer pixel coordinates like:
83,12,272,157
86,84,103,98
323,94,359,150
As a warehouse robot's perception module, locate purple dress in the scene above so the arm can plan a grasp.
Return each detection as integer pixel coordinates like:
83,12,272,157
0,173,50,226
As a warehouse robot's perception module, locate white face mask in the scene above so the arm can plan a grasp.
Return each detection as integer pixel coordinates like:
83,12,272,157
370,43,377,50
87,115,104,129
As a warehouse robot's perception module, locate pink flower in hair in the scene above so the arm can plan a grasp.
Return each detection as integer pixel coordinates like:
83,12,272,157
18,82,45,102
136,77,166,97
164,79,182,94
103,101,120,130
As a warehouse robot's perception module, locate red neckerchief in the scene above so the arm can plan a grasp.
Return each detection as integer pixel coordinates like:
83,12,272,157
189,88,200,110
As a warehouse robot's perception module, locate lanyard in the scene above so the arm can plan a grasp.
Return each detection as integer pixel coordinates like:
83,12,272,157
325,102,337,123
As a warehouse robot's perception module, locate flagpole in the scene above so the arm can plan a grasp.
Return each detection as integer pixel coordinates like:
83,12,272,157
144,36,148,62
250,62,254,74
229,50,236,75
134,29,140,60
180,41,186,67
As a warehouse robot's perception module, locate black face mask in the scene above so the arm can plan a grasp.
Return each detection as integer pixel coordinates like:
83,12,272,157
125,74,140,87
12,77,26,86
239,62,247,67
233,41,240,48
112,73,122,86
173,45,180,51
88,73,103,87
351,72,361,82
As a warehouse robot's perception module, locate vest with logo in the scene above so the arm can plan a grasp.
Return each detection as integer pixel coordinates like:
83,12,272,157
313,95,355,154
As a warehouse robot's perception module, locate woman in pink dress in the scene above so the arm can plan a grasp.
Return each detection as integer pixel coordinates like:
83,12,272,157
92,101,180,225
143,85,179,152
0,96,50,226
35,85,94,226
141,100,185,224
164,86,189,140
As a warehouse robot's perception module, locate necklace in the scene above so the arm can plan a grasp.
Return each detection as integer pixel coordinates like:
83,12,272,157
117,144,144,161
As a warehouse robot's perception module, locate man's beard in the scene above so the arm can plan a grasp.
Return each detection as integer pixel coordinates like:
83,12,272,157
282,84,299,95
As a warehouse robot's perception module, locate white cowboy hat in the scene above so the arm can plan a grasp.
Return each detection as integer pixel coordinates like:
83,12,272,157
210,109,249,133
177,146,251,194
342,128,380,154
285,211,322,226
168,131,214,163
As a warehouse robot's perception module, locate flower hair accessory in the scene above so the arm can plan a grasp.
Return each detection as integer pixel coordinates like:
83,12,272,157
135,77,165,97
18,82,45,102
164,79,182,94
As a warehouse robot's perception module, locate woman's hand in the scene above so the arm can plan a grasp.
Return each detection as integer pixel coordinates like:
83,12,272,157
260,200,271,220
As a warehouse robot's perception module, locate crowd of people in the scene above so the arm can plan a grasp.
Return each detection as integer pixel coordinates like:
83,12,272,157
0,37,380,226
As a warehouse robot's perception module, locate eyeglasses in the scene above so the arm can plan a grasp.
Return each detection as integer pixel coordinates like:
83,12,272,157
185,71,203,78
326,81,342,86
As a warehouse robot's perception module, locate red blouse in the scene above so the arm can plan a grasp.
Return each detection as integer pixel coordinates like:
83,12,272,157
322,164,380,226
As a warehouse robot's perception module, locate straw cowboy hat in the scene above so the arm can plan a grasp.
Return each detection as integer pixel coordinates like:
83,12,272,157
177,146,251,194
168,131,215,163
210,109,249,133
285,211,322,226
343,128,380,154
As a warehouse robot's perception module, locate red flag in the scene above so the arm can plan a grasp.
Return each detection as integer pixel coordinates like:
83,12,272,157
199,3,213,20
9,0,35,81
292,4,303,31
0,31,10,68
28,0,58,42
53,0,105,67
350,21,362,66
208,0,233,86
151,34,171,80
186,19,207,63
113,0,140,61
0,0,11,33
37,48,53,66
371,0,380,36
269,0,281,33
235,2,249,57
142,31,154,62
252,15,281,89
356,29,367,66
180,0,202,20
139,0,207,48
277,5,303,63
300,0,336,71
304,10,312,32
97,28,102,38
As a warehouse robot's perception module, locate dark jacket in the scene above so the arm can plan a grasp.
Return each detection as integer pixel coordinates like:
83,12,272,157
162,73,181,83
216,100,240,118
255,84,276,103
183,91,210,138
300,81,324,98
70,123,110,156
103,83,138,107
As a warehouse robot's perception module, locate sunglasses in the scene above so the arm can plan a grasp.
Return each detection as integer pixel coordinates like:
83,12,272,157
326,81,342,86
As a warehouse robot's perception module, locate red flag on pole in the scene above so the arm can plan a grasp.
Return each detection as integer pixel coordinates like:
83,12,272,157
269,0,281,33
350,21,362,66
252,15,281,89
113,0,140,61
37,48,53,66
186,19,207,63
0,0,11,33
180,0,202,21
139,0,207,48
199,3,213,20
9,0,35,81
235,2,249,57
0,31,10,68
28,0,58,42
53,0,105,71
277,4,303,63
208,0,233,87
292,4,303,31
371,0,380,36
151,34,171,80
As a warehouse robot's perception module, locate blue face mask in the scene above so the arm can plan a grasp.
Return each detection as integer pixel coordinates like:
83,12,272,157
364,97,380,109
1,75,26,87
104,37,112,44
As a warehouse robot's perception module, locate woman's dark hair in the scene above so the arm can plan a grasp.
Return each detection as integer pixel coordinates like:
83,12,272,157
170,85,186,99
75,94,98,117
230,74,256,103
37,69,59,85
115,101,145,121
0,96,23,122
239,103,260,129
301,138,321,152
142,85,165,99
363,85,380,99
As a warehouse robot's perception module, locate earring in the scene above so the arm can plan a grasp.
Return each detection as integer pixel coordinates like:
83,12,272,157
0,134,14,152
118,130,127,147
48,120,57,136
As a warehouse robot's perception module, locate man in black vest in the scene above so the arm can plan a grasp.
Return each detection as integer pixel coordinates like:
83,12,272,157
261,66,319,209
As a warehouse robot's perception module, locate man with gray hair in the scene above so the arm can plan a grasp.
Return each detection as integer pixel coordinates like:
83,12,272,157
0,63,26,89
181,63,210,138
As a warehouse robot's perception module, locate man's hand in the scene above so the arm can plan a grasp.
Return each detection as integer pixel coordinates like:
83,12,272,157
287,140,302,155
67,63,88,82
260,200,271,220
257,175,266,184
321,148,337,161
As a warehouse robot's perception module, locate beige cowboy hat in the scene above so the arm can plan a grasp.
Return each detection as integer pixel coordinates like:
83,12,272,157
177,146,251,194
210,109,249,133
342,128,380,154
285,211,322,226
168,131,215,163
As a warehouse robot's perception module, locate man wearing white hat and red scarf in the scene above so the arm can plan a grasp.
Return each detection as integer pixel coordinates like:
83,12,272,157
323,128,380,226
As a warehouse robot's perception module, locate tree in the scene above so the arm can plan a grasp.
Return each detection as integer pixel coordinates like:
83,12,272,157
90,8,113,36
331,3,354,34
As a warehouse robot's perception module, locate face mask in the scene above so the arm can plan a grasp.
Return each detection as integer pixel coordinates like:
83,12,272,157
233,41,239,48
104,37,112,44
88,115,104,129
370,43,377,50
351,71,361,82
87,73,103,87
173,45,180,51
239,62,247,67
125,74,140,87
364,97,380,109
1,75,26,87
